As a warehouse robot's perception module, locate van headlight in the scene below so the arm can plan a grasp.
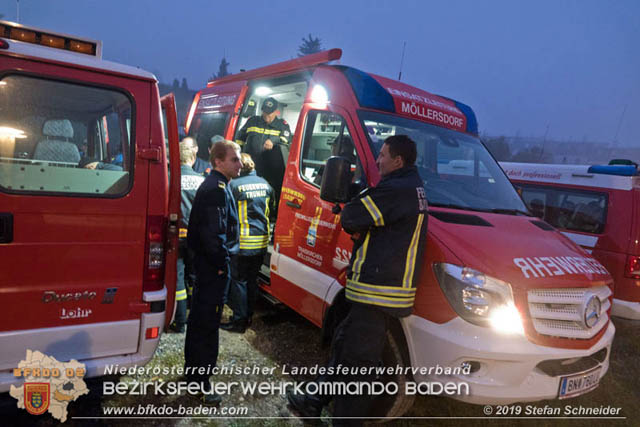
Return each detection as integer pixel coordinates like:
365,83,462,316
434,263,524,334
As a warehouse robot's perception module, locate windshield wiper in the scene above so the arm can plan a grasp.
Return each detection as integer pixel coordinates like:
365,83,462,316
489,208,532,216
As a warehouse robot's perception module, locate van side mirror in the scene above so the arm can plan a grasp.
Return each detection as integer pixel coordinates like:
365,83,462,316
320,156,353,203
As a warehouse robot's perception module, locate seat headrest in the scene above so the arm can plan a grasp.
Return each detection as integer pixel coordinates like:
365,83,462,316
43,119,74,139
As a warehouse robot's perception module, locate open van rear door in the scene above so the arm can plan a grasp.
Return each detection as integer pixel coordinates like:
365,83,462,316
160,93,181,328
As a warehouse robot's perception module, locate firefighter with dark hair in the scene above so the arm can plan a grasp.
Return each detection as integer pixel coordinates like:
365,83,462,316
236,97,291,205
184,139,241,405
222,153,274,333
288,135,429,424
168,139,205,333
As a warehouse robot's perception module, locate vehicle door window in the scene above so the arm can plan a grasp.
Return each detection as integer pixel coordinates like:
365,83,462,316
516,184,607,234
0,74,133,196
300,110,363,188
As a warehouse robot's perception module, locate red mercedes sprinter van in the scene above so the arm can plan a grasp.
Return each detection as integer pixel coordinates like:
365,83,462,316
188,49,615,414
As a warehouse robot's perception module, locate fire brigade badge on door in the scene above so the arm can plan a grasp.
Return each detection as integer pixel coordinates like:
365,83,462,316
24,383,50,415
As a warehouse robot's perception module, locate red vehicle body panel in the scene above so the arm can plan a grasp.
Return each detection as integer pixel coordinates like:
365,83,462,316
503,161,640,316
0,23,179,392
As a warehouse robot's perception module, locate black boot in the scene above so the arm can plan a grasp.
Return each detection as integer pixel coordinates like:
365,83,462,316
201,391,223,405
287,390,323,418
167,322,185,333
220,319,248,333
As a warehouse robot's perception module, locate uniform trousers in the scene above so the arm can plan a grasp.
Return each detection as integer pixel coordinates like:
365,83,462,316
183,265,229,389
313,303,389,426
228,253,264,323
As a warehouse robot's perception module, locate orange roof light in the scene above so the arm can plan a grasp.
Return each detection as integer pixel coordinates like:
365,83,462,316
10,28,36,43
40,34,65,49
70,40,94,55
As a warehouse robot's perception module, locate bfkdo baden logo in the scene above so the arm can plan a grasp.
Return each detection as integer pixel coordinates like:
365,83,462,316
10,350,88,423
24,383,51,415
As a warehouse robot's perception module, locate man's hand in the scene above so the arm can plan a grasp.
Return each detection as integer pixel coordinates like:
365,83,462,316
263,139,274,150
83,161,99,170
218,270,225,276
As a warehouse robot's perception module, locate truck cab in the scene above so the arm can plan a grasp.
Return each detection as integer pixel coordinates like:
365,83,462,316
189,49,615,414
0,21,181,392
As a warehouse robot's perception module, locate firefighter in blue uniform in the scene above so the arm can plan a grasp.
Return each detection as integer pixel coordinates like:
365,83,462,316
222,153,273,333
236,96,291,206
288,135,429,424
168,139,205,333
184,140,241,405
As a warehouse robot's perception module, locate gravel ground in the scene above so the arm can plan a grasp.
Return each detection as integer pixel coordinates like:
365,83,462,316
3,301,638,426
2,298,332,426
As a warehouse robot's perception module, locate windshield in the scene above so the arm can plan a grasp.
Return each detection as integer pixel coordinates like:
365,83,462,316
359,111,528,214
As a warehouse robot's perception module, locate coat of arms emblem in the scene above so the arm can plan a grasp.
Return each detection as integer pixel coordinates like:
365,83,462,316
24,383,50,415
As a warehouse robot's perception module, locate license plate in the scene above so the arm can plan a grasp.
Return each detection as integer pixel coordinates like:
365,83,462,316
558,366,602,399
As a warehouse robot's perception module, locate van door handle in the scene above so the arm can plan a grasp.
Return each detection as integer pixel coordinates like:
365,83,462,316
0,213,13,243
137,148,161,162
286,201,301,209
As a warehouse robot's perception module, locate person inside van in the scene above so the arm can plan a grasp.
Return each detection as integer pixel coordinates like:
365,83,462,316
574,200,604,233
78,156,123,171
236,97,291,209
236,97,291,177
557,200,575,229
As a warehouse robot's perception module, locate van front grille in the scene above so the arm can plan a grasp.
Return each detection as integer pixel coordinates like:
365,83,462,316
527,286,611,339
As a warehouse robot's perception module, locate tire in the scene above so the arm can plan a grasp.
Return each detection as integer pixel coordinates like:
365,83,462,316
369,326,415,421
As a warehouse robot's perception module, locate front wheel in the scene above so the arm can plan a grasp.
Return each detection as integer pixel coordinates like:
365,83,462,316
369,327,415,420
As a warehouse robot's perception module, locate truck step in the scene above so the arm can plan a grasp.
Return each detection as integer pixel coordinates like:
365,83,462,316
260,291,282,306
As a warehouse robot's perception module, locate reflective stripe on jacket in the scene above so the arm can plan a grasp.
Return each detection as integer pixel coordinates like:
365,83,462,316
229,171,273,256
341,166,428,317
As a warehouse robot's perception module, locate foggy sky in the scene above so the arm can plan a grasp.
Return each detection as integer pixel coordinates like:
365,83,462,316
1,0,638,147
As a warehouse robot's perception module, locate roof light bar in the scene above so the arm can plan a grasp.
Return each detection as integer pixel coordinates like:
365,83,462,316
0,20,102,58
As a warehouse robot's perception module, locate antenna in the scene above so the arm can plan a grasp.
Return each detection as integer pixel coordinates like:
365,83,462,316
16,0,20,23
608,104,628,160
398,41,406,81
538,123,550,162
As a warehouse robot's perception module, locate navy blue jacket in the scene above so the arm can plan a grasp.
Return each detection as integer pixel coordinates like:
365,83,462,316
187,170,239,274
236,115,291,175
341,166,428,317
229,171,273,256
179,164,205,236
193,156,213,176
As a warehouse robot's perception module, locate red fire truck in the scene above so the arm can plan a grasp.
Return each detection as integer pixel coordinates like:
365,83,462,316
188,49,615,414
0,21,181,392
501,161,640,320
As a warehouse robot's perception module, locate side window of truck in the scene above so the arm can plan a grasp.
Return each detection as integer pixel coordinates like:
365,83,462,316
517,184,607,234
0,74,133,196
300,111,362,187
